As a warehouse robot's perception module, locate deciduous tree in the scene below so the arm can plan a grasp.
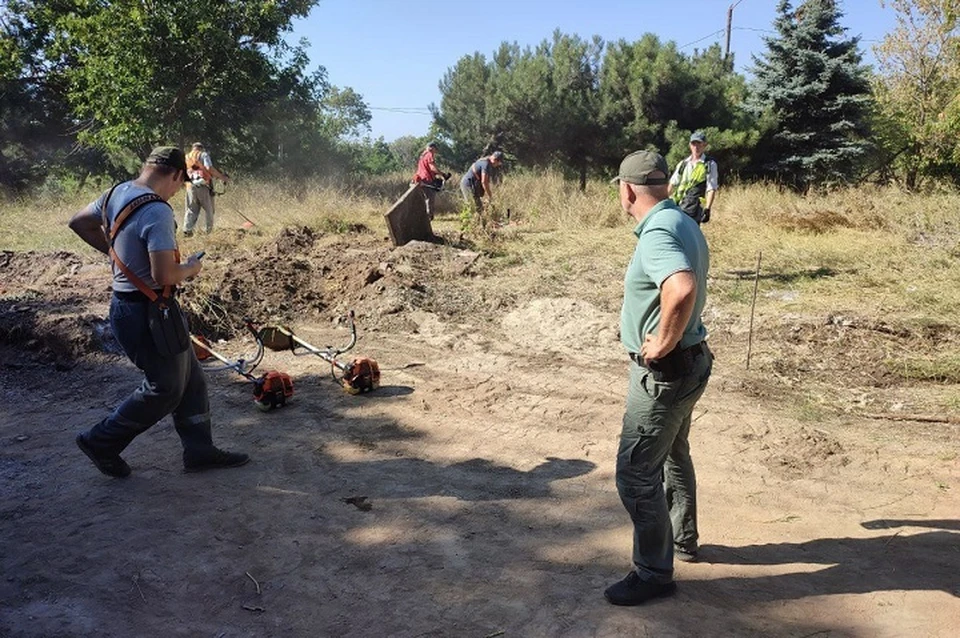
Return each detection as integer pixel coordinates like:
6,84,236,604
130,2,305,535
873,0,960,187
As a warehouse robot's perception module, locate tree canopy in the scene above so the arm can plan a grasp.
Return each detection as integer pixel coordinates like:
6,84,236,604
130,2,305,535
434,32,757,190
0,0,370,190
4,0,958,194
747,0,873,190
873,0,960,187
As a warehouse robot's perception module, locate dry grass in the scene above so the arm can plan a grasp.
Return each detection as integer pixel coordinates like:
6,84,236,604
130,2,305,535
5,171,960,324
3,170,959,415
5,173,959,313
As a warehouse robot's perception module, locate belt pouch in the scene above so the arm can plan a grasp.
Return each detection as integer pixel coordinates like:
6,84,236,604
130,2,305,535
147,295,189,357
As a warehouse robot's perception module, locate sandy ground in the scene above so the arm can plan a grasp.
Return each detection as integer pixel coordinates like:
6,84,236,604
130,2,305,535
1,238,958,638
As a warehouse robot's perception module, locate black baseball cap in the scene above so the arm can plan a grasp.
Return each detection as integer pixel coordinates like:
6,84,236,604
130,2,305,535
145,146,188,174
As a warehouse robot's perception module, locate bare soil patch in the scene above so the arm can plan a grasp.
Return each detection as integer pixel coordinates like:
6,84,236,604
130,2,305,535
1,229,957,637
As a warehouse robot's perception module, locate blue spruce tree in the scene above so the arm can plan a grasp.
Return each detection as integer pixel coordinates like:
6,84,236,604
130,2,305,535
748,0,872,190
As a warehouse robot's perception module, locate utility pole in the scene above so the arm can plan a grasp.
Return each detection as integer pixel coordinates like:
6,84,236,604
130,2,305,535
724,0,744,71
724,4,734,64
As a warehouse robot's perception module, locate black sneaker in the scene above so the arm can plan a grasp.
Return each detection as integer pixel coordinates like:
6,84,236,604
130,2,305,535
675,546,700,563
76,433,131,478
604,571,677,606
184,448,250,473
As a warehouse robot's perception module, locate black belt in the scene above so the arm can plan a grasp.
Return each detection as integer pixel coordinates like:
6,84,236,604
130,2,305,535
629,341,707,381
113,289,175,302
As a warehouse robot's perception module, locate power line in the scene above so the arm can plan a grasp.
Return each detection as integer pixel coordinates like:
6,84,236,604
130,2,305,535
368,107,432,116
679,28,726,50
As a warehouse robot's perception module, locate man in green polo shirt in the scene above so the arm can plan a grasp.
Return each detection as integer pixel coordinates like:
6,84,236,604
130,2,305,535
604,150,713,606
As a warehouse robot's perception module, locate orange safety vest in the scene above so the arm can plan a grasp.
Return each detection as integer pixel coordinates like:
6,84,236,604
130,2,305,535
186,150,212,187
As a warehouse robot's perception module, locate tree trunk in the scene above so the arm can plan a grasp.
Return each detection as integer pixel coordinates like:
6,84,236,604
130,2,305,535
578,160,587,192
905,142,920,191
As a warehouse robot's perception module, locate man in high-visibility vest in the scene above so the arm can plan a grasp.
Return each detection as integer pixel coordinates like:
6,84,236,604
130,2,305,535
183,142,229,236
668,131,718,225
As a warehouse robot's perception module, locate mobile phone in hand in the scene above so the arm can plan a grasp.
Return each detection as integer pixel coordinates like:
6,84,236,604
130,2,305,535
191,251,205,260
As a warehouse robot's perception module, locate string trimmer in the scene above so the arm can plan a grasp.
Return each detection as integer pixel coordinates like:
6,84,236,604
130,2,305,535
212,181,257,228
259,311,380,395
191,319,293,411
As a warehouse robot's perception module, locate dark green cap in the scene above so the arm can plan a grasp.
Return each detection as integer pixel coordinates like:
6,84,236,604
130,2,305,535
611,150,669,186
145,146,187,173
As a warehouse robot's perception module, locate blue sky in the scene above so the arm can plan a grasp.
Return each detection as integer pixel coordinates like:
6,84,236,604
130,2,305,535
290,0,898,141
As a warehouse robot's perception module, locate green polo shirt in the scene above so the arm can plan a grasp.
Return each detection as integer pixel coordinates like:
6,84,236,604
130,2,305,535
620,199,709,354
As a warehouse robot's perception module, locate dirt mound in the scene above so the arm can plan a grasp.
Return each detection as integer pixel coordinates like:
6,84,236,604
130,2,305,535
0,230,491,361
0,251,115,363
761,425,849,478
0,250,86,292
501,297,619,357
185,228,486,339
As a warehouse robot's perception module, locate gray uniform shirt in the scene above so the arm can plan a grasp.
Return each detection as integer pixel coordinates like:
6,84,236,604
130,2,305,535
84,181,177,292
461,158,494,190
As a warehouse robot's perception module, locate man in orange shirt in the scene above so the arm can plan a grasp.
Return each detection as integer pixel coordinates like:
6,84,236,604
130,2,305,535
183,142,229,235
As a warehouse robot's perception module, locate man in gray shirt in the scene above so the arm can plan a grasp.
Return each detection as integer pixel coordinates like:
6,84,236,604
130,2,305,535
68,146,249,477
460,150,504,216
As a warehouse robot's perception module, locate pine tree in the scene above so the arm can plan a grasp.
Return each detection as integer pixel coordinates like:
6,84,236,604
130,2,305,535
748,0,873,190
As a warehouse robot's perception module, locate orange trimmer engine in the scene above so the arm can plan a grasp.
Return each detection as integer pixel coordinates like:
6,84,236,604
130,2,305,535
190,323,294,412
341,356,381,395
253,370,294,411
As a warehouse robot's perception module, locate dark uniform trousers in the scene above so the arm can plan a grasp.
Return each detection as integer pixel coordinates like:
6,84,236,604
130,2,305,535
84,295,215,461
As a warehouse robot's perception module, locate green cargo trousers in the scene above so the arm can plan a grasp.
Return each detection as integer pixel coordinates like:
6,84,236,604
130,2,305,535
615,345,712,584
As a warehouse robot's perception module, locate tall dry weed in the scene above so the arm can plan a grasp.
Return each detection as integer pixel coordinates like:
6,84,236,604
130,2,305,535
3,171,959,327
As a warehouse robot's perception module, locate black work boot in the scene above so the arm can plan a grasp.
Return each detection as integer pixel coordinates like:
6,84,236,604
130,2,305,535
76,433,132,478
674,546,700,563
604,571,677,606
183,448,250,473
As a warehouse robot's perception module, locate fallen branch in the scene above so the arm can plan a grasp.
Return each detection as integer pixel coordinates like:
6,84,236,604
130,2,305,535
245,571,261,595
857,412,960,425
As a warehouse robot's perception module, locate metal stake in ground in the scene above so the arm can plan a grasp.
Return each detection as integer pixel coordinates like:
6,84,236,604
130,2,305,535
746,250,762,370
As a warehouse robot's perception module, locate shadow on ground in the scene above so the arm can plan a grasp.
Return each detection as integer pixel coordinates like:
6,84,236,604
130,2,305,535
697,525,960,601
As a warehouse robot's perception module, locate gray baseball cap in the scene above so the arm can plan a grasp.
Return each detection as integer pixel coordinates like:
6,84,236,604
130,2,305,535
611,150,669,185
689,131,707,143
